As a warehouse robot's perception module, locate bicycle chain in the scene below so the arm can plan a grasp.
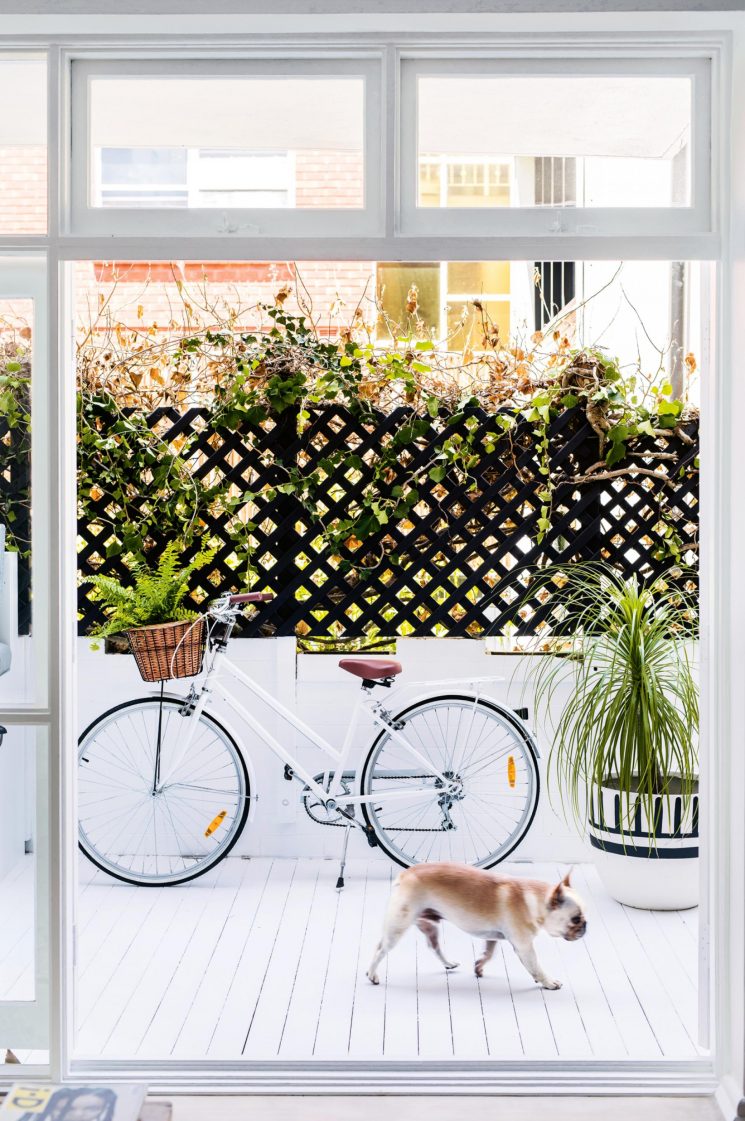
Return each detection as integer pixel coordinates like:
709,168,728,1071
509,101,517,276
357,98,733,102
302,771,453,831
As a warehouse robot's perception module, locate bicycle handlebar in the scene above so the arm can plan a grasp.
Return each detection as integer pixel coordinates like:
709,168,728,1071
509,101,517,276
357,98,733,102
207,591,274,620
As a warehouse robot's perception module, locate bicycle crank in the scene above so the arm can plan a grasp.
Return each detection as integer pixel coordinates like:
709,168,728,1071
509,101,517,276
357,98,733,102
302,770,357,827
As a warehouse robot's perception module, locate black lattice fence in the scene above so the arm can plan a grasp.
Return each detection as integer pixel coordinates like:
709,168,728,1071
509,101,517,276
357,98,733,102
77,404,698,640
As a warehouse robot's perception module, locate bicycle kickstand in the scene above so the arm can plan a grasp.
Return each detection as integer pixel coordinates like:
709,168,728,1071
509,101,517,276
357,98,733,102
336,821,352,891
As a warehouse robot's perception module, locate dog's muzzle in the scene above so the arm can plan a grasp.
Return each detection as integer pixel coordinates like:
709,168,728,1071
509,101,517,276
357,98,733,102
565,919,587,941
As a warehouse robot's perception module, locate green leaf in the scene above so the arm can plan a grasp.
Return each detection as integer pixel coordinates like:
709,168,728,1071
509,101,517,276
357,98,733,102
605,442,626,468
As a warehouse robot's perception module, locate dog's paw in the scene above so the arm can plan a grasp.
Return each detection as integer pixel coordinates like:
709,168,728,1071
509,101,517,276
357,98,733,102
540,977,562,990
474,964,484,978
367,971,379,985
444,960,460,971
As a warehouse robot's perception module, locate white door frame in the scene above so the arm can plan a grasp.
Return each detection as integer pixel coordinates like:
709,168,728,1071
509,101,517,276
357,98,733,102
0,8,743,1108
0,259,51,1060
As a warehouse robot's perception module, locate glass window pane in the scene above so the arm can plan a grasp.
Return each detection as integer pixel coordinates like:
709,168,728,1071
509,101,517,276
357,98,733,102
417,75,691,208
0,59,46,233
89,77,365,210
74,258,698,384
376,263,441,337
448,261,510,294
0,724,48,1057
447,299,510,350
0,726,37,1003
0,300,37,704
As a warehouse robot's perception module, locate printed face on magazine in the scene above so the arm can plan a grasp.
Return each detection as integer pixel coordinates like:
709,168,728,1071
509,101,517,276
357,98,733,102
59,1095,111,1121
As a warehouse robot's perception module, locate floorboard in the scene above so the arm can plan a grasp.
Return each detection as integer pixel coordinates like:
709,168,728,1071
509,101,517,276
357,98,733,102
0,855,704,1063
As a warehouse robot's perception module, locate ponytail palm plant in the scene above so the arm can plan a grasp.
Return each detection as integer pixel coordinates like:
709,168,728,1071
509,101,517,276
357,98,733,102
528,562,699,839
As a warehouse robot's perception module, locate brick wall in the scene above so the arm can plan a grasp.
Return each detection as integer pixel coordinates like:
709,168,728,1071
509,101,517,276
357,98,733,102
64,145,369,331
74,260,377,336
294,150,364,209
0,144,369,327
0,145,363,236
0,146,46,234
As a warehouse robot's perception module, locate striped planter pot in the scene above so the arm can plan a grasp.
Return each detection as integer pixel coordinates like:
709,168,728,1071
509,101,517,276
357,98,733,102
588,782,699,910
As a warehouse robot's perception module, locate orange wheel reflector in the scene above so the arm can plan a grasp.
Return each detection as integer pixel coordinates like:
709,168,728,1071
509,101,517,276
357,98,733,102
205,810,227,838
507,755,516,788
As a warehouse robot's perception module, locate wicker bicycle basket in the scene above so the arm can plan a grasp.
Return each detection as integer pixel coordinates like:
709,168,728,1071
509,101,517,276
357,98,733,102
126,617,206,683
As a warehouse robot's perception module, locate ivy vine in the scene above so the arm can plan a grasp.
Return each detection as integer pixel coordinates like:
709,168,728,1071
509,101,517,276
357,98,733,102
0,293,699,617
74,302,698,585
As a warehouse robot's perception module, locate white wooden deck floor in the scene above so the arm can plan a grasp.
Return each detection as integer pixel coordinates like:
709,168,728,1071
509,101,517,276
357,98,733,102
1,856,702,1062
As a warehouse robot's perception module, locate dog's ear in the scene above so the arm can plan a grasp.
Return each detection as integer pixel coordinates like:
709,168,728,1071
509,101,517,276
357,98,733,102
562,867,574,888
549,881,565,909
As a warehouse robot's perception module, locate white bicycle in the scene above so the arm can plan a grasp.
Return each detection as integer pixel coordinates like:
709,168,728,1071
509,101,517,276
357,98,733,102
78,592,541,887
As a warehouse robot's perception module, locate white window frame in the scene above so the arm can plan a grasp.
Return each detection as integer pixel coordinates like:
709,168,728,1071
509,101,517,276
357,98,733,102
0,257,52,1062
375,259,513,349
0,17,739,1107
399,54,712,240
93,146,295,210
418,154,515,208
69,56,383,239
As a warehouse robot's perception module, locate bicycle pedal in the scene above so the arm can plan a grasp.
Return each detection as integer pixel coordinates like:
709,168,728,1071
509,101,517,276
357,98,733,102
364,826,378,849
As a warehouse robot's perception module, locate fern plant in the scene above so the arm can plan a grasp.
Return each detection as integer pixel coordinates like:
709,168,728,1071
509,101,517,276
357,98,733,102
84,541,215,640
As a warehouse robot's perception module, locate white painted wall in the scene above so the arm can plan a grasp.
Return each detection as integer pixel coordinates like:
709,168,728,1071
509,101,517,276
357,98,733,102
75,635,592,869
580,259,675,380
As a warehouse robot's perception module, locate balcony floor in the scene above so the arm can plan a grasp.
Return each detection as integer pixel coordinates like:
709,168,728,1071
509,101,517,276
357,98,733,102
1,856,702,1062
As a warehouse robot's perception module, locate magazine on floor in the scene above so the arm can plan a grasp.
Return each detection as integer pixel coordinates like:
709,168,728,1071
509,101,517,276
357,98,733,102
0,1084,148,1121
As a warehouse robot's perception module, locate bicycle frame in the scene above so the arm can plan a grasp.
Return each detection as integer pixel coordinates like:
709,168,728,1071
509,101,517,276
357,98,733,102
158,634,506,809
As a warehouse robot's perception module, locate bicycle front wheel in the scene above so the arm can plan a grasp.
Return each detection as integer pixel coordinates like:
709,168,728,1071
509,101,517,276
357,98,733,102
360,694,539,869
78,696,250,886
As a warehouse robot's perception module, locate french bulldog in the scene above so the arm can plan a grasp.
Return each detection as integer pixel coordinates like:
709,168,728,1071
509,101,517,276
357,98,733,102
367,861,587,989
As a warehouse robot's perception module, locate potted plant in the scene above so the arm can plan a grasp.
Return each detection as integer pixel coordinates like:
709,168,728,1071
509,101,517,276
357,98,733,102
528,562,699,910
84,541,215,655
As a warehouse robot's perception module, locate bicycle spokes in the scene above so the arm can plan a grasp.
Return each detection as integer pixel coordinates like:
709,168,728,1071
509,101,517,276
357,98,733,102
78,698,249,886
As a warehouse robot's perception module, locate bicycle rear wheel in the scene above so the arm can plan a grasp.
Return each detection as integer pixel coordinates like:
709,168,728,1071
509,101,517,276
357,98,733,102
78,696,250,886
360,693,539,869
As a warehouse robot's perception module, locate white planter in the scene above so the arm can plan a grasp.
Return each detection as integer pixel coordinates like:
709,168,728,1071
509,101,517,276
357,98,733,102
588,781,699,910
592,847,699,910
